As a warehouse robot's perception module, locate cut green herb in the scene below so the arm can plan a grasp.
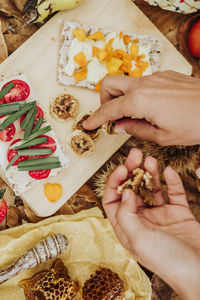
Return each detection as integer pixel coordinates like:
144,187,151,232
18,162,61,171
0,82,14,100
20,102,36,129
11,136,47,150
0,103,35,131
10,125,51,149
18,156,59,167
17,148,52,156
31,117,43,134
24,108,37,139
0,101,26,116
6,154,19,171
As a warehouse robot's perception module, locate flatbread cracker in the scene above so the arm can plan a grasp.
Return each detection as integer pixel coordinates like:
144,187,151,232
58,21,163,89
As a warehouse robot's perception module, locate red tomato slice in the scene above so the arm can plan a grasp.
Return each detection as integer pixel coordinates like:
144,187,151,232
0,98,5,119
2,79,30,103
30,135,57,157
29,169,51,180
0,199,7,224
0,123,16,142
20,106,44,126
7,139,29,166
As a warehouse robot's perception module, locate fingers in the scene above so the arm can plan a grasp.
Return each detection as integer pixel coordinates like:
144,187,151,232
100,75,139,104
144,156,164,206
114,118,159,143
83,95,130,130
164,166,188,207
103,164,128,224
125,148,143,172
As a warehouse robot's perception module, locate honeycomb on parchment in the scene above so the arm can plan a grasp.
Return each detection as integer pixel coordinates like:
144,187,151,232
19,259,79,300
82,267,124,300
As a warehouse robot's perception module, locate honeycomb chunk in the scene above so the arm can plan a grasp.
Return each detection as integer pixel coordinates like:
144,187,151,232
19,259,79,300
82,267,124,300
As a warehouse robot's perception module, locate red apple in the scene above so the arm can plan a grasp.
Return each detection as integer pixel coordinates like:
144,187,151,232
188,19,200,58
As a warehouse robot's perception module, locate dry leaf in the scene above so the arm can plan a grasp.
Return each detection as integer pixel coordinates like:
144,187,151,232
0,17,8,33
151,274,172,300
10,0,26,12
6,207,22,228
0,21,8,63
4,17,37,54
0,0,22,19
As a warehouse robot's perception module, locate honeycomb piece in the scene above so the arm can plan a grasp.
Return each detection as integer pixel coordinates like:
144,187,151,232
19,259,79,300
117,168,155,206
82,267,124,300
74,114,100,139
70,132,94,156
51,94,79,120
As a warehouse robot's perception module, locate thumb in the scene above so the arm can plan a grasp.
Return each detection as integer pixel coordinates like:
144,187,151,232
164,166,188,207
114,118,158,142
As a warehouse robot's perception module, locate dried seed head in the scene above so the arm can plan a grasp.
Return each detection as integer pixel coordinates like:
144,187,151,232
74,114,100,139
50,94,79,120
70,131,94,156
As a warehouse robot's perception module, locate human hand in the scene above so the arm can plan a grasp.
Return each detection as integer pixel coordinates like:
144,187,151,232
83,71,200,146
103,148,200,299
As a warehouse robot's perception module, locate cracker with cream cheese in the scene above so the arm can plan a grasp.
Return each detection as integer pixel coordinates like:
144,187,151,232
58,21,163,90
0,74,69,195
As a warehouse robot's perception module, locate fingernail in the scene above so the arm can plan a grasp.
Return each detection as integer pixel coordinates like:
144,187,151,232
82,121,87,129
114,126,126,134
122,189,130,201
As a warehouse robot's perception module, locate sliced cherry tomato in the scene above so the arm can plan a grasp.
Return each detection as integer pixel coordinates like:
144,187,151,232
7,139,29,166
30,135,57,157
1,79,30,103
20,106,44,126
29,169,51,180
0,123,16,142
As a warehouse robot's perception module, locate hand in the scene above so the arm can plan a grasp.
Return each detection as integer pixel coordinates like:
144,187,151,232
103,148,200,299
83,71,200,146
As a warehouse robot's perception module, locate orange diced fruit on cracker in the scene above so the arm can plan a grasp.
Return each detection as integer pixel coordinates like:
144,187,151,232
120,59,132,73
73,28,86,41
98,49,107,62
129,68,143,77
92,46,99,57
88,31,105,41
73,52,87,68
105,38,114,51
135,60,149,71
106,57,123,73
73,68,88,82
119,31,123,39
123,34,131,45
130,43,139,57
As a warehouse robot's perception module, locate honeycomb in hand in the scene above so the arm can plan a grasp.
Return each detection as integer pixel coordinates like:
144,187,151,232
117,168,155,206
19,259,79,300
82,267,124,300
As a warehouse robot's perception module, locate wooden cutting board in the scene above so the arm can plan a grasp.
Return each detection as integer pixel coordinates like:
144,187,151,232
0,0,192,216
